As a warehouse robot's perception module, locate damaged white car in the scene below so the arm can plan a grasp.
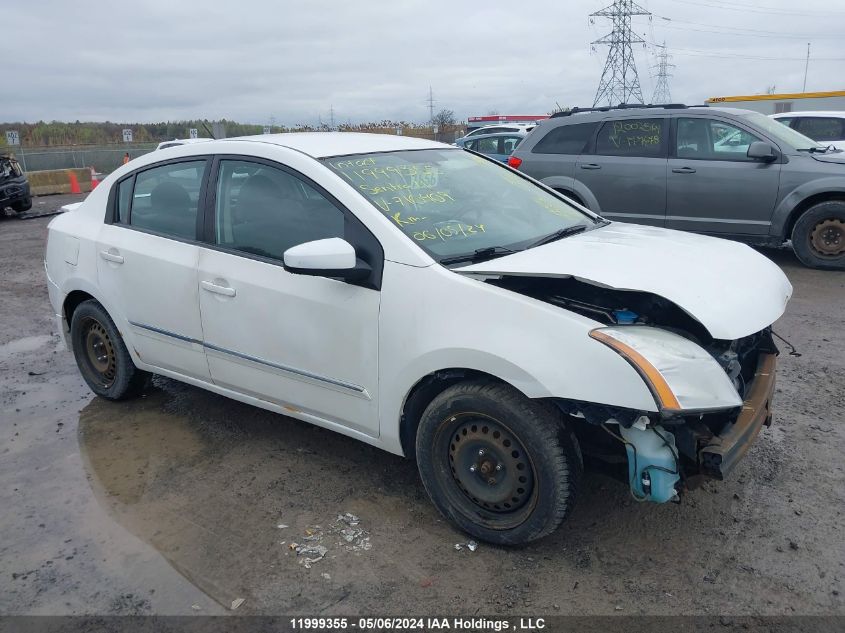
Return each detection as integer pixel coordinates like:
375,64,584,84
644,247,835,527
45,133,792,544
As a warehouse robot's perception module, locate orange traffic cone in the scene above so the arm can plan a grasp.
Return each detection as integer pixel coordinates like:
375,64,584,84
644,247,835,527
68,171,81,194
89,167,100,190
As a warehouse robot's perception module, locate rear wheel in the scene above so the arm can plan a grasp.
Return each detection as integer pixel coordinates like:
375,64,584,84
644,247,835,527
791,201,845,270
70,300,150,399
416,380,582,545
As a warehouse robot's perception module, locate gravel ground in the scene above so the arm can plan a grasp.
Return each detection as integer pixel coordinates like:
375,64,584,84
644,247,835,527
1,203,843,617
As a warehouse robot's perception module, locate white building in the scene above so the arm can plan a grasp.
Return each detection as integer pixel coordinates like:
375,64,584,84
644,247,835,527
706,90,845,115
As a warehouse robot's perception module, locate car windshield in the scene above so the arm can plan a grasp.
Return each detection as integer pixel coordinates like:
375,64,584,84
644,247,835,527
321,149,595,262
739,111,822,150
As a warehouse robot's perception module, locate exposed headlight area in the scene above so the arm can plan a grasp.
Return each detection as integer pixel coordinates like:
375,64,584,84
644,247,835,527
589,326,743,414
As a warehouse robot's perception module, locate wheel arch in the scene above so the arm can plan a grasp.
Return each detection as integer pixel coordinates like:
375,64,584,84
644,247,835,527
784,191,845,240
399,368,521,460
63,289,97,326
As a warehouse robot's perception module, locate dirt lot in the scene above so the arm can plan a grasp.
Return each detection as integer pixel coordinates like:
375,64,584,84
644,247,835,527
1,201,844,617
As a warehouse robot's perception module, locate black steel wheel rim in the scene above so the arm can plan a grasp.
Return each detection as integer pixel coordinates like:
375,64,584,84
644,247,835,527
437,413,538,529
81,317,116,388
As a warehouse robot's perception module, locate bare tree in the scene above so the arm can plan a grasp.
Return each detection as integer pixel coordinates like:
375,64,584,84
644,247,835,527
432,109,455,127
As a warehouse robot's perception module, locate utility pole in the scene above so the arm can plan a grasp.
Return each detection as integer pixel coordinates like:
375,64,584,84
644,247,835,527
590,0,650,107
803,42,810,92
651,41,674,104
426,86,435,123
329,105,336,131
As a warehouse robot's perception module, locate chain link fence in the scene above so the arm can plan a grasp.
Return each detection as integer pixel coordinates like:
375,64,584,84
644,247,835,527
9,143,157,175
6,127,466,176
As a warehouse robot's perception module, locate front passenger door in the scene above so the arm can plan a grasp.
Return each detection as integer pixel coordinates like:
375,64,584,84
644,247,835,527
197,158,382,437
666,117,781,236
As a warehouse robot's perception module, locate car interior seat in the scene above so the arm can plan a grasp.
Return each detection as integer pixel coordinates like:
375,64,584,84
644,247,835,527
141,181,195,239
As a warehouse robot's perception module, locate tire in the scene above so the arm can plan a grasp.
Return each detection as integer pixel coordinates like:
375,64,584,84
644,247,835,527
791,200,845,270
415,380,582,545
70,300,150,400
12,197,32,212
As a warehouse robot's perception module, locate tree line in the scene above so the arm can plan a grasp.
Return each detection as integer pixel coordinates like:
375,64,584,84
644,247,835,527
0,112,463,147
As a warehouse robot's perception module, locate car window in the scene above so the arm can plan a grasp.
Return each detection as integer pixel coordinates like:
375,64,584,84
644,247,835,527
594,118,665,158
475,137,500,154
676,118,762,161
116,177,133,224
214,159,345,261
502,136,522,154
464,140,477,151
774,117,794,128
794,117,845,142
129,161,206,239
532,122,598,154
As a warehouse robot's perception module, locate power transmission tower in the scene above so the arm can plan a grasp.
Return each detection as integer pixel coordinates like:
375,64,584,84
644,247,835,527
590,0,650,107
651,41,674,104
426,86,435,123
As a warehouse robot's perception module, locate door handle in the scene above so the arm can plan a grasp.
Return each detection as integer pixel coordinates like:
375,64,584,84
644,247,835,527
201,280,236,297
672,167,697,174
580,163,602,170
99,250,124,264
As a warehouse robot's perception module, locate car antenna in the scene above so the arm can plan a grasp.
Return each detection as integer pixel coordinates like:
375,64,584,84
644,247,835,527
201,120,216,140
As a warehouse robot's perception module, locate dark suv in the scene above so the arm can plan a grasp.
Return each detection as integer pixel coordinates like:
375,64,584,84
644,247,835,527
509,104,845,269
0,155,32,215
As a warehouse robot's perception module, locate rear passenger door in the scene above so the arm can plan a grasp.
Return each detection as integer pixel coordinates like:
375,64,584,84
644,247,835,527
96,158,211,379
575,117,668,226
666,117,780,236
196,157,382,437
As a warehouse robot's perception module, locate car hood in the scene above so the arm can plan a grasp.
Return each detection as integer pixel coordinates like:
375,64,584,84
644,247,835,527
810,150,845,165
455,223,792,340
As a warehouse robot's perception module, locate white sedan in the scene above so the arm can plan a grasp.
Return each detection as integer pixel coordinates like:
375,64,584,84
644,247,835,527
45,133,792,544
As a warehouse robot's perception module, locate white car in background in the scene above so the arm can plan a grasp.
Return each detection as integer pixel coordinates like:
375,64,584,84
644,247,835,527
771,111,845,151
156,137,213,150
455,123,536,145
45,133,791,544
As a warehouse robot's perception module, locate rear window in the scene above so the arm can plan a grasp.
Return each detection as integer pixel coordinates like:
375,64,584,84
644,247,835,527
532,122,597,155
594,118,666,158
794,117,845,142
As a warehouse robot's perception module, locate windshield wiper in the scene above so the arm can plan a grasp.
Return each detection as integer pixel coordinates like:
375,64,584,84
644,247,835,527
798,145,834,153
439,246,519,266
526,224,589,249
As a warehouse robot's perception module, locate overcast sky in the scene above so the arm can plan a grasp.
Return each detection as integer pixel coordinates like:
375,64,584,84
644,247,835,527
3,0,842,125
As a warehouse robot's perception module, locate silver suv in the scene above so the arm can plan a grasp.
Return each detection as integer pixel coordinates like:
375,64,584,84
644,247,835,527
509,104,845,269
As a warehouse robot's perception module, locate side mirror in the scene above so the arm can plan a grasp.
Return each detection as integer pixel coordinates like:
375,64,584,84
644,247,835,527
747,141,777,162
283,237,371,282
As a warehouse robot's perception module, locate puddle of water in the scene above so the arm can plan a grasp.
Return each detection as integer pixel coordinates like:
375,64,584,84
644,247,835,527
0,334,55,358
75,380,420,612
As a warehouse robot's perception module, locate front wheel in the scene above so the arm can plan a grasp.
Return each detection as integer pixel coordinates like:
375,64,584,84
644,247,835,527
70,300,150,399
416,381,582,545
11,197,32,212
791,201,845,270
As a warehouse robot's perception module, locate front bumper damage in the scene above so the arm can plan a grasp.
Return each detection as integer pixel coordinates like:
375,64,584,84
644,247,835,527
558,332,779,503
698,352,776,479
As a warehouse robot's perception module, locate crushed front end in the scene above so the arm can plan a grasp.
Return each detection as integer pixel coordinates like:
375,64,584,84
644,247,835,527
491,275,782,503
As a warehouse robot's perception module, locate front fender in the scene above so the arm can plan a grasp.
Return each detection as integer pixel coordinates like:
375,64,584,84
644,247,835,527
771,177,845,238
377,261,658,455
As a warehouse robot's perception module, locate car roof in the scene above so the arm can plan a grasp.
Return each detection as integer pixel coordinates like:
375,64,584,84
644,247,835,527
464,130,528,139
217,132,451,158
771,111,845,118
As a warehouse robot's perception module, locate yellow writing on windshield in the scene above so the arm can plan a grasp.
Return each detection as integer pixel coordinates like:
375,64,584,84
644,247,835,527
413,224,486,242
